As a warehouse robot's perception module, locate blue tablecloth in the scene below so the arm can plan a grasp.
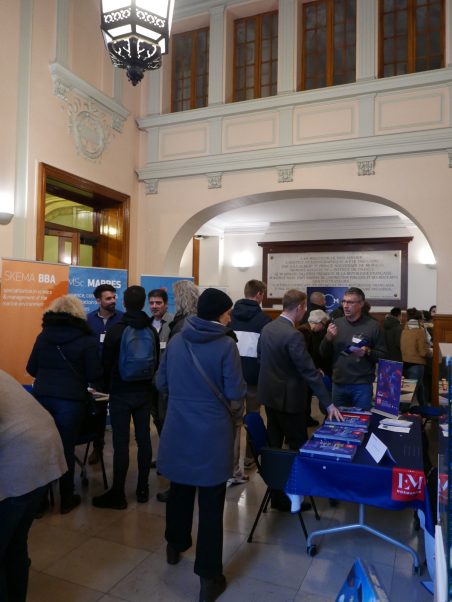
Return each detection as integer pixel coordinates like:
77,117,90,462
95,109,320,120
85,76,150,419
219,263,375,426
285,414,434,536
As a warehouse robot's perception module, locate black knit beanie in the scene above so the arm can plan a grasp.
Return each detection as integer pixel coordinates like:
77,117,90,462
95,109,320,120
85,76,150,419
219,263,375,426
197,288,233,321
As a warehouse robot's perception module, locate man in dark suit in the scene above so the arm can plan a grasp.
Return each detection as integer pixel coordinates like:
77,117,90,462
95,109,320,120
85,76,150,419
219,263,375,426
258,289,342,452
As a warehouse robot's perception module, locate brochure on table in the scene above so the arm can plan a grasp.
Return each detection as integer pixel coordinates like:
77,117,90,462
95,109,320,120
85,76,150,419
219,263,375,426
0,258,128,384
373,359,403,418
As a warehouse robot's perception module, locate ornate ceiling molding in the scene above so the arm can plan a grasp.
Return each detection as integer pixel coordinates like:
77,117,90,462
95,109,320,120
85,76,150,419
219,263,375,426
50,62,130,161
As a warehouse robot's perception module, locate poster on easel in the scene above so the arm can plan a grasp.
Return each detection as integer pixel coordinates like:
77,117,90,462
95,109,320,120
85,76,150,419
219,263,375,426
373,359,403,418
0,258,127,383
140,274,194,315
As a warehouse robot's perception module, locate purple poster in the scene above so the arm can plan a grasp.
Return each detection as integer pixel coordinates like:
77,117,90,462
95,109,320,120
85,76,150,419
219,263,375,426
373,359,403,417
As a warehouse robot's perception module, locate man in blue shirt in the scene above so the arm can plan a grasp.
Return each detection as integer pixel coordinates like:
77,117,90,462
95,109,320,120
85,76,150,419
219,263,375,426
87,284,123,464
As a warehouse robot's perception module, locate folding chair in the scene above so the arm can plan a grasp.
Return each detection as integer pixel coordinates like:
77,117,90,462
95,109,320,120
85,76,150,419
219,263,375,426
243,412,320,544
75,406,109,490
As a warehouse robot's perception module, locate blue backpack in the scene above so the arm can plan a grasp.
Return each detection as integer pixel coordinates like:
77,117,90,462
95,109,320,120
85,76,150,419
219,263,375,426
118,326,156,381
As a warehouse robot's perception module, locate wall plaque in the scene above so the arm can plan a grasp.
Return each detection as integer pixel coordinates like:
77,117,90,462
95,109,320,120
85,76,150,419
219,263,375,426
259,238,412,307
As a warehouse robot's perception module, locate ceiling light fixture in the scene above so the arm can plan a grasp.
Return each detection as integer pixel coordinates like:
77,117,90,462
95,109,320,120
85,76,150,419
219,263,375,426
100,0,175,86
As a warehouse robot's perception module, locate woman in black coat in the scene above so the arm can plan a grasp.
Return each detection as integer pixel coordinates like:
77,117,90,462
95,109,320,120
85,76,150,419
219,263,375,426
27,295,102,514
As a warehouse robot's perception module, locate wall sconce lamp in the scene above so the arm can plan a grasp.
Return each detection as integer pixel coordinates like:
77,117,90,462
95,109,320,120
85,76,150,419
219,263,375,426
0,193,14,225
100,0,175,86
231,251,254,271
418,247,436,270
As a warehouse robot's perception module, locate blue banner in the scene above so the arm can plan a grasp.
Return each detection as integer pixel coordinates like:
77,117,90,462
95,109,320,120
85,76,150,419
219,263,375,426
307,286,348,313
68,266,128,313
140,275,194,315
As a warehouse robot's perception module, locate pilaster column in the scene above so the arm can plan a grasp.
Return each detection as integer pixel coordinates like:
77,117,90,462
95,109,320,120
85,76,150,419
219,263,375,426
208,5,225,106
356,0,377,81
277,0,296,94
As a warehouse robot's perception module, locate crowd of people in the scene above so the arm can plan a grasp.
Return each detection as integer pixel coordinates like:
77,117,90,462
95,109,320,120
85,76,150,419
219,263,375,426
0,279,437,602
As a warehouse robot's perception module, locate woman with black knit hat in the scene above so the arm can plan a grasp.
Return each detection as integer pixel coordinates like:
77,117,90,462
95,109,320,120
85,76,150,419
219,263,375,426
156,288,246,602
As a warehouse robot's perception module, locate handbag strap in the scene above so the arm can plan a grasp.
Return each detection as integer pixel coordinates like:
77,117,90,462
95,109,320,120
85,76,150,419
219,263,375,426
56,345,86,385
183,338,233,418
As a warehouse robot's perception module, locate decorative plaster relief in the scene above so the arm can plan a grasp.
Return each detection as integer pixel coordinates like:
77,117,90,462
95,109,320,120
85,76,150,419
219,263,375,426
357,156,376,176
50,62,129,161
207,172,223,189
277,165,294,183
145,179,159,194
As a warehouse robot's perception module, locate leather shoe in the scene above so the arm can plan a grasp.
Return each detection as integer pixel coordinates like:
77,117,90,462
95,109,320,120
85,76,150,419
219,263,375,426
199,575,226,602
92,489,127,510
157,488,170,503
136,485,149,503
60,494,81,515
270,499,291,512
166,544,180,565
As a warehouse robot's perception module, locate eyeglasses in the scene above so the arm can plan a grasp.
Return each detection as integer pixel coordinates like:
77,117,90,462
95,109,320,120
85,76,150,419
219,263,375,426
341,300,360,305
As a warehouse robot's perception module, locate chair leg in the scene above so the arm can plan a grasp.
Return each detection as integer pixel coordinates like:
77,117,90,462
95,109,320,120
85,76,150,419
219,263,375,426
310,496,320,520
100,451,109,490
83,441,91,464
247,487,271,543
296,511,309,540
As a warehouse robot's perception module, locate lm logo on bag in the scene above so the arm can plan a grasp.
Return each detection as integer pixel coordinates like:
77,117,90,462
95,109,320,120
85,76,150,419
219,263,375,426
119,326,156,381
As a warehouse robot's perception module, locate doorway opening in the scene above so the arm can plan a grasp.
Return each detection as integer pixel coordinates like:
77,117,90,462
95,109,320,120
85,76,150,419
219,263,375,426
36,164,130,269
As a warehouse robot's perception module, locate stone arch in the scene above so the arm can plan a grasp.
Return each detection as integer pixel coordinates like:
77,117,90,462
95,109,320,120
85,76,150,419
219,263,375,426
162,188,434,273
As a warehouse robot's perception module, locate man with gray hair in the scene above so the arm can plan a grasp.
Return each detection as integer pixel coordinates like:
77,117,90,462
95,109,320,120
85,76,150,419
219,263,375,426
300,291,327,325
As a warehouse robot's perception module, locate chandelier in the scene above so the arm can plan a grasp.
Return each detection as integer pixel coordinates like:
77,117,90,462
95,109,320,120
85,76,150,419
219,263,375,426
100,1,175,86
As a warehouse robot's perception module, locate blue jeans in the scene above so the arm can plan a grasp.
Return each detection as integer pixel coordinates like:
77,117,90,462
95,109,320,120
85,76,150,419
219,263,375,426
0,486,46,602
109,391,152,492
332,383,373,410
37,396,85,499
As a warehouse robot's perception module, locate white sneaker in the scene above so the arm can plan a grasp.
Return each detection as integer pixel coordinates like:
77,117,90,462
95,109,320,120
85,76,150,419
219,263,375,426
227,474,249,486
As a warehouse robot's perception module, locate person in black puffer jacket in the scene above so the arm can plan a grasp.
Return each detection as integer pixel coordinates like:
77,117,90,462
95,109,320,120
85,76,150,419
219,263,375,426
26,295,102,514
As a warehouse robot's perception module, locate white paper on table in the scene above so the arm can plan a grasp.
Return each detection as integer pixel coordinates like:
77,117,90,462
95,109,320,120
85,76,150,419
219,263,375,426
365,432,396,463
378,424,411,434
380,418,413,428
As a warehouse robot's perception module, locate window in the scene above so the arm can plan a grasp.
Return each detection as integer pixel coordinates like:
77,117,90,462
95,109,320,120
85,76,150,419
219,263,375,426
301,0,356,91
233,11,278,102
172,28,209,112
379,0,444,77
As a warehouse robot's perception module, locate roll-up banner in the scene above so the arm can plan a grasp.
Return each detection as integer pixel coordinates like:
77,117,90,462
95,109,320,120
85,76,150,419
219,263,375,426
0,259,127,383
140,275,194,315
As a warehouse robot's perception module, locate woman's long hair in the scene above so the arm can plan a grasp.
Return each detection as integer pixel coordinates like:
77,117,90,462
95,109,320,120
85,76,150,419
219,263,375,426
173,280,199,316
47,294,87,321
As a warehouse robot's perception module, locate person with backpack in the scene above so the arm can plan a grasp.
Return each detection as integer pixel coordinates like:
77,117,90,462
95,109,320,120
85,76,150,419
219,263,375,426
92,286,160,510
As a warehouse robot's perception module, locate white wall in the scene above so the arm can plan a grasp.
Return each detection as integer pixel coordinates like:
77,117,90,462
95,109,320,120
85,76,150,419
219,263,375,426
194,218,437,310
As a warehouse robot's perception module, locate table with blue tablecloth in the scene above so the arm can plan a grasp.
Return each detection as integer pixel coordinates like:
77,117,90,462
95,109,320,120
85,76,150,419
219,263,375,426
285,414,434,575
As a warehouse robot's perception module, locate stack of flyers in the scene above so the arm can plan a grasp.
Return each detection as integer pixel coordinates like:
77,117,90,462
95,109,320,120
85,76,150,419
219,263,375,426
313,424,365,445
300,439,358,462
325,413,370,431
337,406,372,416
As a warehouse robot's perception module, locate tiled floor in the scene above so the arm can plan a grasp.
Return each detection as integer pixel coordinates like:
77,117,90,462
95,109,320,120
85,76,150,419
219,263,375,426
27,417,434,602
